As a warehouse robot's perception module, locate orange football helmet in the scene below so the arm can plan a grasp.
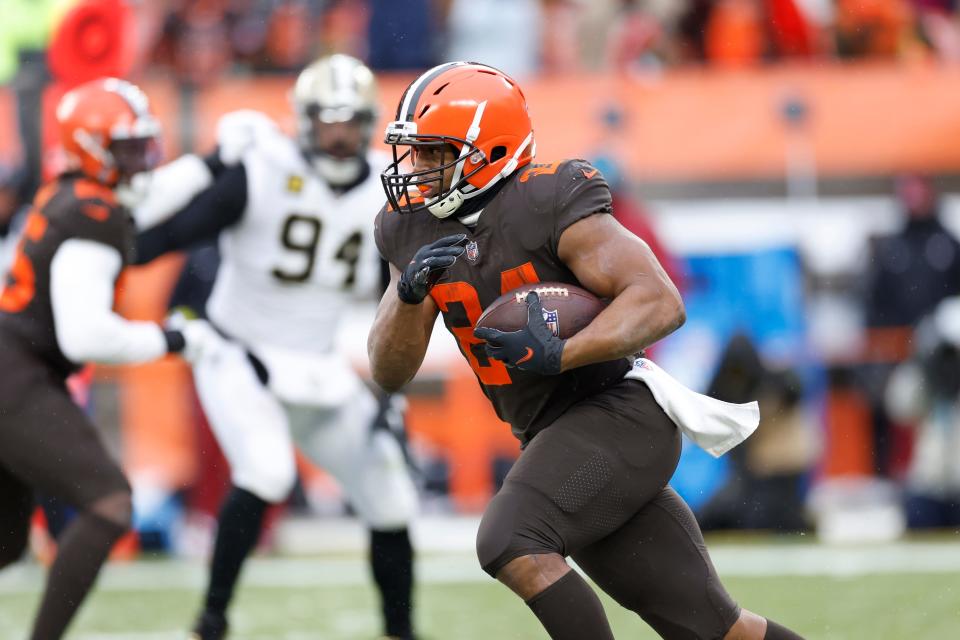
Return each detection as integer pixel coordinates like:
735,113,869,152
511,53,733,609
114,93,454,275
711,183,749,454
382,62,535,218
56,77,162,186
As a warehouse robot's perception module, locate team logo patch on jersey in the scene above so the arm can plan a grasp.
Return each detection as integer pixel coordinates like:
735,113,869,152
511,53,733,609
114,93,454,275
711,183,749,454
286,175,304,193
542,307,560,337
465,240,480,263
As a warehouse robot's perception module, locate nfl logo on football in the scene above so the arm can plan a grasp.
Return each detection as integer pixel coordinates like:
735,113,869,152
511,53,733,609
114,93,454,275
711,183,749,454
465,240,479,263
542,308,560,337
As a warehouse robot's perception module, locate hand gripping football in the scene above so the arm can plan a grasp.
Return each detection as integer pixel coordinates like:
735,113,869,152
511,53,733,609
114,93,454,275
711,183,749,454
476,282,606,340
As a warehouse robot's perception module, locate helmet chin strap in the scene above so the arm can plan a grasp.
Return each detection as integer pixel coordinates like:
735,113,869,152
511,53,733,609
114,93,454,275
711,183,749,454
312,155,363,187
427,130,534,219
427,189,465,218
427,101,486,219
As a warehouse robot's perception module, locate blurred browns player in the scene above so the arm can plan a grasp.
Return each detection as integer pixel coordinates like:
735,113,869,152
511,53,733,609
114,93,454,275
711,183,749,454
0,78,219,640
370,62,805,640
130,54,418,640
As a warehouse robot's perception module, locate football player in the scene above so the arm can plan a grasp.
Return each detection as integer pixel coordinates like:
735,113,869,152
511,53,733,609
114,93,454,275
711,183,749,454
131,54,418,640
370,62,805,640
0,78,218,640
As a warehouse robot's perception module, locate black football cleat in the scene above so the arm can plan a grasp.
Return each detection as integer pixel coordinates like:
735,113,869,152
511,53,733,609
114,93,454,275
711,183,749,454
189,611,228,640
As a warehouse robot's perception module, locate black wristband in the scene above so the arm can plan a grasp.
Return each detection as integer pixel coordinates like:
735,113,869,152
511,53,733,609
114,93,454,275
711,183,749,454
203,149,227,177
164,329,186,354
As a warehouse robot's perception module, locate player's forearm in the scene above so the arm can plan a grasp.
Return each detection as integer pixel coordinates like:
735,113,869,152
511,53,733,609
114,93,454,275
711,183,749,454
51,239,172,364
368,293,432,392
560,283,685,371
134,164,247,265
126,154,214,230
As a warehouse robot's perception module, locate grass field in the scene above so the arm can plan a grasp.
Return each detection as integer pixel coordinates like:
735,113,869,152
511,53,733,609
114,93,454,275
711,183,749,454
1,541,958,639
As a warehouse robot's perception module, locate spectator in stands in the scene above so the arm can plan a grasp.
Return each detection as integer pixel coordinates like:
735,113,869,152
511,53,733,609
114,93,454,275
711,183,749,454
885,297,960,528
158,1,234,85
601,0,676,73
705,0,768,66
261,0,319,72
319,0,369,60
864,174,960,337
835,0,927,59
860,173,960,475
702,0,823,66
367,0,441,71
676,0,714,62
540,0,583,72
445,0,543,78
698,334,818,531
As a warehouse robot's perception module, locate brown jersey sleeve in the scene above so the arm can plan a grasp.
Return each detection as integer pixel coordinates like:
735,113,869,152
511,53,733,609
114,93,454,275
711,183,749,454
374,205,424,271
549,159,613,252
374,205,393,264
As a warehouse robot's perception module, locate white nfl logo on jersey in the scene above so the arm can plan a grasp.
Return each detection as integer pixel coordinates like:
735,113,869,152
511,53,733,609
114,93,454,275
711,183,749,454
466,240,479,262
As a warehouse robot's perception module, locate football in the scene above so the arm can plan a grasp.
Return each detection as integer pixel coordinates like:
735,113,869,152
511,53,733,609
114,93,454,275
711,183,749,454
475,282,606,339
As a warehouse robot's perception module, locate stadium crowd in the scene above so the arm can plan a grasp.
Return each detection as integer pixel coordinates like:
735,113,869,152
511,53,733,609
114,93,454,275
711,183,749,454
144,0,960,85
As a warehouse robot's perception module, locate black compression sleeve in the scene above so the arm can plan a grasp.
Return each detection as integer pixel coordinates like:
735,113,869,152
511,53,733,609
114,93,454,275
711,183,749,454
203,149,228,178
134,163,248,265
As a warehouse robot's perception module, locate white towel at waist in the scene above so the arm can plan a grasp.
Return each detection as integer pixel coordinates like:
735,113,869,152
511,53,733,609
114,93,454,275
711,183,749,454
624,358,759,457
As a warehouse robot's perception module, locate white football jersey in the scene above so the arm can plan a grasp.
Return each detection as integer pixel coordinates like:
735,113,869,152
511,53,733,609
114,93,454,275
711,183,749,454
207,127,388,355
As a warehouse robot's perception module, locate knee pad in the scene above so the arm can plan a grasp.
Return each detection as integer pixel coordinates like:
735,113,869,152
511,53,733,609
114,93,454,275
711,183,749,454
476,485,563,577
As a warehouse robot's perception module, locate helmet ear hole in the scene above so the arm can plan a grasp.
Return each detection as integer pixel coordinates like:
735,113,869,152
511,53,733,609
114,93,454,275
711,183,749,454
490,145,507,162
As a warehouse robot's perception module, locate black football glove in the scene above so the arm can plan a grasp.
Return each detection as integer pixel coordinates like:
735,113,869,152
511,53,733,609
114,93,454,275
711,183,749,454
473,291,565,375
397,233,468,304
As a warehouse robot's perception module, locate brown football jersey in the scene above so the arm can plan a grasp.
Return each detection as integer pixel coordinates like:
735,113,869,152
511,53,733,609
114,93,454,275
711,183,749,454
376,159,631,445
0,174,134,377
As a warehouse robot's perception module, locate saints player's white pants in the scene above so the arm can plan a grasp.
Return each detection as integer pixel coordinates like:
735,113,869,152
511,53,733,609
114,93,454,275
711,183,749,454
191,340,417,529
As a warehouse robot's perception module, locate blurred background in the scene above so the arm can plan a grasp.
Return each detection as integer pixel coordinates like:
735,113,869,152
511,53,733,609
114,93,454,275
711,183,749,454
2,0,960,638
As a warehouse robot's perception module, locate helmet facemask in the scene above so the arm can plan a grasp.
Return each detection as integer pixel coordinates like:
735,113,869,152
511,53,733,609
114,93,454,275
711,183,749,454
382,131,490,218
109,136,162,183
297,103,375,186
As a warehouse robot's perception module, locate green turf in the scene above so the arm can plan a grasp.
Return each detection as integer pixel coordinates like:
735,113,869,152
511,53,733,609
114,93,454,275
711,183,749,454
0,570,958,639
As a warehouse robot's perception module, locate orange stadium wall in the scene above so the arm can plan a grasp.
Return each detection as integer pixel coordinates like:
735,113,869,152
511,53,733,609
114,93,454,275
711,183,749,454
4,61,960,178
184,62,960,181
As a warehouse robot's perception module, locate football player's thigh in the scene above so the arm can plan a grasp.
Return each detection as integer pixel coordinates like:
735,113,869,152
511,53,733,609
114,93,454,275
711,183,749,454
0,464,33,564
505,380,680,553
571,486,741,640
293,390,417,528
0,381,128,508
192,343,295,500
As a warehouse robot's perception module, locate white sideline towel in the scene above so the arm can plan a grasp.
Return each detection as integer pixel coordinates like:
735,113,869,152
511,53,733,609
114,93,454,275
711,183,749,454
624,358,759,457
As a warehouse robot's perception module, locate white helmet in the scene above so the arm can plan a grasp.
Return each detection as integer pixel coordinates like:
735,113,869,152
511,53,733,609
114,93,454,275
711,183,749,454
292,54,378,186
